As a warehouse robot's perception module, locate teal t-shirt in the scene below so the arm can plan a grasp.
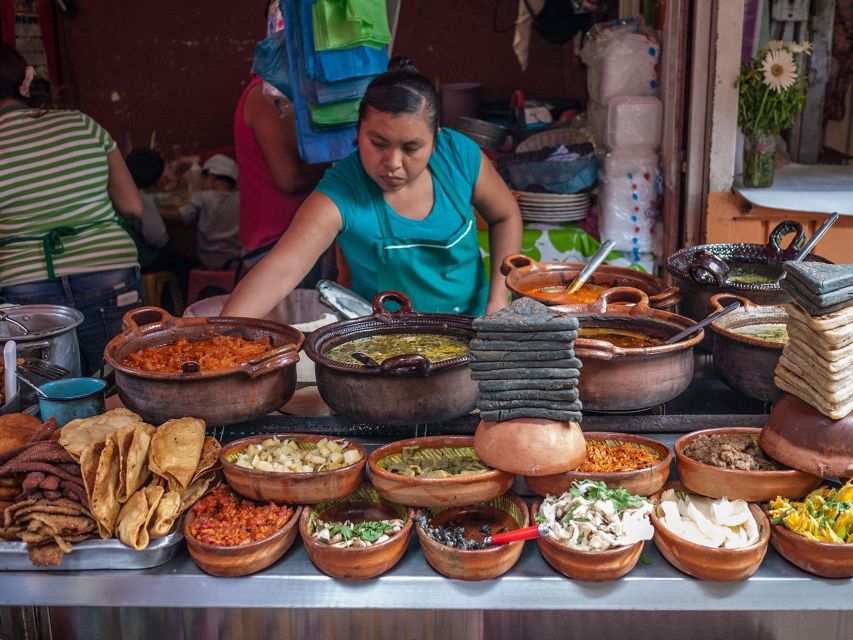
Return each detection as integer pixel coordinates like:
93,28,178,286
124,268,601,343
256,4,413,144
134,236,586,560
316,127,482,304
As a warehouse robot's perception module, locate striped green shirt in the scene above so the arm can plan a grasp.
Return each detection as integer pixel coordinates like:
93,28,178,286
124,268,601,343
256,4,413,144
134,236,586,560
0,106,138,287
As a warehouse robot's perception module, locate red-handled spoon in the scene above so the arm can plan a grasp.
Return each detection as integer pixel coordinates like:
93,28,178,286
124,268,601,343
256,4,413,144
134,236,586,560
484,523,549,546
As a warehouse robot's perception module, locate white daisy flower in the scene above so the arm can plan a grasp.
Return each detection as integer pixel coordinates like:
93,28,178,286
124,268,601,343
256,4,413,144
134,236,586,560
789,41,812,54
766,40,786,51
762,49,798,92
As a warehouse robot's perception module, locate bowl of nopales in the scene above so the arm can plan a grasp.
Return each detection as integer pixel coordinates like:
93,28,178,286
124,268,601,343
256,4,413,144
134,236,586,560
764,480,853,578
531,480,655,582
220,434,367,504
650,481,770,581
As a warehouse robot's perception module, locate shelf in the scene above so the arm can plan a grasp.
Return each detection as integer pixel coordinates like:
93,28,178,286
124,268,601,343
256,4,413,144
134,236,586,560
735,164,853,214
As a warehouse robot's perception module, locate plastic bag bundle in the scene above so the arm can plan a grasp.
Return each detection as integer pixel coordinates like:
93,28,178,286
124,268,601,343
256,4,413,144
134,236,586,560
598,148,663,260
605,96,662,150
581,20,660,103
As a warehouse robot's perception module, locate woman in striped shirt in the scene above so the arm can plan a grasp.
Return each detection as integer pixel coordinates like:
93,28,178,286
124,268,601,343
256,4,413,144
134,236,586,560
0,44,145,374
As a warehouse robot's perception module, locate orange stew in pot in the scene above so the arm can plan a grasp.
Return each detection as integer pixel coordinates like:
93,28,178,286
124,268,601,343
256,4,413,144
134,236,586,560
578,328,664,349
122,335,274,373
189,486,293,546
534,282,609,304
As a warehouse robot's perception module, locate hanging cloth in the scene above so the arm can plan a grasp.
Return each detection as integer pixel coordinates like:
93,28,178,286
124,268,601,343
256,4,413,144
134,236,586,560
312,0,392,51
307,98,361,128
370,159,488,316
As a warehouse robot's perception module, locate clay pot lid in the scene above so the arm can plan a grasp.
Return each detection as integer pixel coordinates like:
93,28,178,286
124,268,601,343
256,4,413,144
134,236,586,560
473,418,586,476
760,393,853,478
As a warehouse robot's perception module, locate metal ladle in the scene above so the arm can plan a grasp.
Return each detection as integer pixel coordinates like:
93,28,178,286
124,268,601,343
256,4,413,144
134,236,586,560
664,301,740,345
792,212,840,262
351,351,381,367
563,240,616,295
15,371,48,398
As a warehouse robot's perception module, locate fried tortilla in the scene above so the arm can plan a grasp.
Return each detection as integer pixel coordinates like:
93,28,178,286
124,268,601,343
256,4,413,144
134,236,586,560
148,417,206,493
114,423,156,504
192,437,221,483
116,485,164,550
59,409,144,461
179,470,219,514
147,490,182,540
0,413,43,452
89,437,121,539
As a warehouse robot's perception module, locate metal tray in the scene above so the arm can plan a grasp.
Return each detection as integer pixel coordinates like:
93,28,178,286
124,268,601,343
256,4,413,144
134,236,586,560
0,528,184,571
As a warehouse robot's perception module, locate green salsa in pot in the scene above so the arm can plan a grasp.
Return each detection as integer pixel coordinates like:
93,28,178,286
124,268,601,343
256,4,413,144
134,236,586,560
325,333,469,365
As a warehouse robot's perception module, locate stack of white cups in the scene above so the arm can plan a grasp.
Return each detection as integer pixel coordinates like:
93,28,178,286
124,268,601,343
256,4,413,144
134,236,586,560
582,22,664,268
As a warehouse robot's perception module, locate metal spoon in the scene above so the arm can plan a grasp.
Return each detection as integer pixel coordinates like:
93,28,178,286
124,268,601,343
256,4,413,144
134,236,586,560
563,240,616,295
15,371,48,398
664,301,740,345
793,212,840,262
350,351,380,367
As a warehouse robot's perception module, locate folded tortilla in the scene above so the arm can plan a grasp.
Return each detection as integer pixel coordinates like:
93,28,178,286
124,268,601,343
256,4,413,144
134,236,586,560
114,423,156,504
147,490,182,540
179,470,219,515
116,485,164,550
59,409,143,461
88,437,121,539
149,418,206,494
193,437,221,483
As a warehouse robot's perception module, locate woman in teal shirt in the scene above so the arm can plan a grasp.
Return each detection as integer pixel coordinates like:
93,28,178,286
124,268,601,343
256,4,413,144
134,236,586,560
224,58,521,318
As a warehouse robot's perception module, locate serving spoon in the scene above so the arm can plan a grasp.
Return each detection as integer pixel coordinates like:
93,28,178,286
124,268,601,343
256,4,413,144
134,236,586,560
663,301,740,345
563,240,616,295
350,351,381,367
792,212,840,262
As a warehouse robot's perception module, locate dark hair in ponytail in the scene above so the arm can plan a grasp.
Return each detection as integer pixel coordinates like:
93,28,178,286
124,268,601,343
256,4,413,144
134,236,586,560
358,56,439,136
0,43,52,111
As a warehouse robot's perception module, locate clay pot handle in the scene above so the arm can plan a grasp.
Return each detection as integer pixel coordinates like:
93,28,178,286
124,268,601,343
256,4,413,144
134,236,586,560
650,286,682,310
766,220,806,256
379,353,433,377
709,292,753,313
500,253,536,276
372,290,415,317
587,286,650,315
241,344,300,379
687,250,728,287
121,306,175,332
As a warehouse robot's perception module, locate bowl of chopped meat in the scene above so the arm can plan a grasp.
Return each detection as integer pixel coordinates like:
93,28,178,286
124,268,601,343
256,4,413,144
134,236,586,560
104,306,303,425
674,427,821,502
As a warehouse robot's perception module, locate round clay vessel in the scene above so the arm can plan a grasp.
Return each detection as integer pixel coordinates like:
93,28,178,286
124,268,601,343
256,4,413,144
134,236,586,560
525,432,671,497
299,483,414,580
531,499,645,581
415,493,528,581
220,433,368,504
650,482,770,581
763,504,853,578
473,418,585,476
368,435,514,508
760,394,853,478
184,503,302,577
675,427,822,501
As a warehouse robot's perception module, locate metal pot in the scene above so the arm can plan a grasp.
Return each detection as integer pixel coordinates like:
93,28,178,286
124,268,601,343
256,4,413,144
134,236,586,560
665,221,831,322
500,254,681,310
0,304,83,376
554,288,703,412
708,293,786,403
104,306,302,426
304,291,477,425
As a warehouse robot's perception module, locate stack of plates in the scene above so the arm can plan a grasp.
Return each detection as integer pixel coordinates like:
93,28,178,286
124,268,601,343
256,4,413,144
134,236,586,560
515,191,590,223
455,117,508,150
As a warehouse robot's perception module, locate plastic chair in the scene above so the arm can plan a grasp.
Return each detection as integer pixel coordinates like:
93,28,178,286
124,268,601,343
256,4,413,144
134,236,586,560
142,271,185,315
186,269,237,305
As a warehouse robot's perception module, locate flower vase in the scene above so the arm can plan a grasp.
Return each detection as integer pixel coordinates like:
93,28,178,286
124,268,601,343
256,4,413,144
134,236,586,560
742,132,776,188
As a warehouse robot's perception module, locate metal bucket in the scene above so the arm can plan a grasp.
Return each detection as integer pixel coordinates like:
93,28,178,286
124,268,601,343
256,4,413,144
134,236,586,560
0,304,83,376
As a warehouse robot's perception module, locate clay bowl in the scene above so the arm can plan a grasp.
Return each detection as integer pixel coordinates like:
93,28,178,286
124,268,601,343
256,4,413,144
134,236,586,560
473,418,586,477
650,482,770,581
531,499,645,581
708,293,787,402
299,483,414,579
368,435,514,508
183,501,303,577
501,253,681,310
415,493,529,581
525,432,671,497
674,427,821,502
220,433,368,504
763,504,853,578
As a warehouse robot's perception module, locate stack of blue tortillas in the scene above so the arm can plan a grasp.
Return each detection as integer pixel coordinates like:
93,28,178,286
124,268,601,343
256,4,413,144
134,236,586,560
470,297,582,423
774,261,853,420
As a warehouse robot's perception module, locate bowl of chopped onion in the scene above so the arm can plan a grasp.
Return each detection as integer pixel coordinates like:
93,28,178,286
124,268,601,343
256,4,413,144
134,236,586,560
220,433,368,504
525,432,671,498
299,482,414,579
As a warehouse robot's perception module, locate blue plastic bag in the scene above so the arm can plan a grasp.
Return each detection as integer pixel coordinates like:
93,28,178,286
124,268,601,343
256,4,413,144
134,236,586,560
251,30,293,99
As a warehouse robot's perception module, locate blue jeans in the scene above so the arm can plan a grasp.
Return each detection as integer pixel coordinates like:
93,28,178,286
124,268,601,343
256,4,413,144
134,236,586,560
1,267,144,375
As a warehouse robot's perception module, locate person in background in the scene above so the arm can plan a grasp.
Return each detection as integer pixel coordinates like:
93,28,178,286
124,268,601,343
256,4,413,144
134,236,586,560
233,75,329,282
124,148,170,271
160,154,241,272
223,58,522,319
0,44,143,375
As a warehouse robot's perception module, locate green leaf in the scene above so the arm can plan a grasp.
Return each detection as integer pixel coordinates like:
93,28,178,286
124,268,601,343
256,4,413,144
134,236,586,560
639,553,653,565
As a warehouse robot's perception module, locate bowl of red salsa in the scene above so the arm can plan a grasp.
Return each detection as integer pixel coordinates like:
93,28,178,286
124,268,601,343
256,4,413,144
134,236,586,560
183,485,302,576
